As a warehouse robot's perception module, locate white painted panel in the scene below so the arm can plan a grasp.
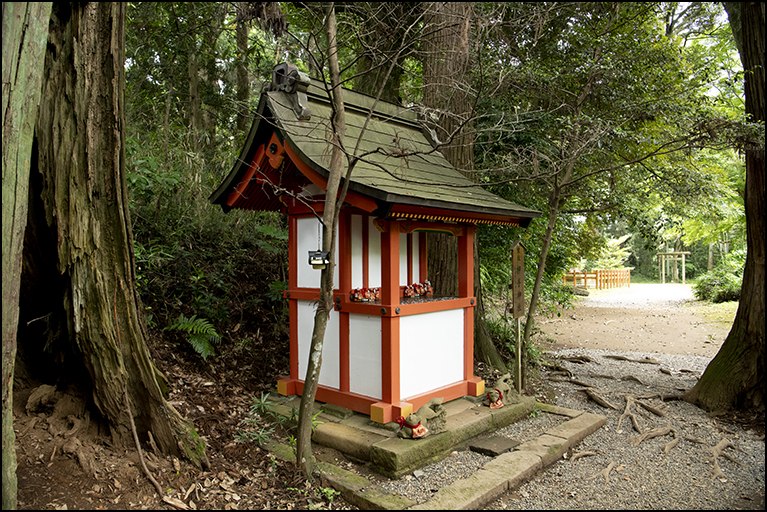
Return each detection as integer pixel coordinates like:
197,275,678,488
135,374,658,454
399,233,408,286
351,215,363,289
349,315,382,399
412,235,420,283
297,216,339,289
368,217,381,288
297,300,340,389
400,310,464,399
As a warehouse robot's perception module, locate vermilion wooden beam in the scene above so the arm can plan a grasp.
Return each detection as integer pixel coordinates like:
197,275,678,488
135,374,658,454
380,220,401,405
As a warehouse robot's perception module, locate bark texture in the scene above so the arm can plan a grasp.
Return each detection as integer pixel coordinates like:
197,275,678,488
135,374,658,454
685,2,765,413
2,5,53,508
26,2,208,467
421,2,506,371
296,3,347,479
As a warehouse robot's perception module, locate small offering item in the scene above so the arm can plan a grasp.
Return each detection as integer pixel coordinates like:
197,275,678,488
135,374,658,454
404,280,433,298
350,287,381,302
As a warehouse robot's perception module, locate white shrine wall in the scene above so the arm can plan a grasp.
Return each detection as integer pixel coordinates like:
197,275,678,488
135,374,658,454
399,309,464,399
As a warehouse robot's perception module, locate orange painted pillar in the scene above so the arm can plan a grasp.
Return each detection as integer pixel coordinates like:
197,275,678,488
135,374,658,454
338,211,351,393
458,227,475,380
380,221,401,405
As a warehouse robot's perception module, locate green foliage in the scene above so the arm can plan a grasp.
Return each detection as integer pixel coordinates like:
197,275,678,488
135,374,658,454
234,392,277,446
164,314,222,361
234,422,275,446
693,249,745,303
585,234,632,270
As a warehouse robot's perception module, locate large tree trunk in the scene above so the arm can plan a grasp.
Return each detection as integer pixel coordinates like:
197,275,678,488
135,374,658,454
421,2,506,370
352,3,414,104
24,2,208,468
2,5,53,508
685,2,765,413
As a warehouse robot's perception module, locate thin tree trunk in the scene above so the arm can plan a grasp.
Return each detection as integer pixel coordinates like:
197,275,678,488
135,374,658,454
235,2,250,132
188,49,203,182
2,4,53,508
29,2,209,467
296,3,348,480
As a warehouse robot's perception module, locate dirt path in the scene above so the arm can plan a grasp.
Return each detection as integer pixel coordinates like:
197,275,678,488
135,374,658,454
537,283,738,357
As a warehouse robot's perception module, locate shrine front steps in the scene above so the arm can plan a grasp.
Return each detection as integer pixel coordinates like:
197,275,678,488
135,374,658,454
267,394,536,479
265,395,607,510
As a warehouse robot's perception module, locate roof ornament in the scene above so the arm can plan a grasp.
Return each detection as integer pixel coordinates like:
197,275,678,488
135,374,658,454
265,62,312,120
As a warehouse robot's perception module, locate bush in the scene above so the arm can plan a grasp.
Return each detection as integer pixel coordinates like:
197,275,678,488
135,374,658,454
693,249,745,303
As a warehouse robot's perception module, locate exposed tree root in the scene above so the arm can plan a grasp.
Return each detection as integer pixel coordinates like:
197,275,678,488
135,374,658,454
620,375,646,385
636,400,667,417
585,461,617,485
603,355,661,365
125,390,187,510
563,355,595,364
628,425,675,447
550,376,594,387
708,439,736,480
636,392,686,402
663,431,679,454
617,396,642,434
581,389,619,410
571,450,603,462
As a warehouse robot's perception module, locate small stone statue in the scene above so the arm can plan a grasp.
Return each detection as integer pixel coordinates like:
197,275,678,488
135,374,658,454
483,373,520,408
396,413,428,439
484,388,505,408
395,397,447,439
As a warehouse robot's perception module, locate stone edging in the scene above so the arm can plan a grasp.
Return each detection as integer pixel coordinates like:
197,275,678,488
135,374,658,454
267,403,606,510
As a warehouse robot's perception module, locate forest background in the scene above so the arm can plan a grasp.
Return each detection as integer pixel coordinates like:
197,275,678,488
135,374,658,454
3,1,763,506
123,1,747,358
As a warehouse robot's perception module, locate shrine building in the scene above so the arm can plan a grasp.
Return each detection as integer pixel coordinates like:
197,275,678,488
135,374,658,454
210,63,540,424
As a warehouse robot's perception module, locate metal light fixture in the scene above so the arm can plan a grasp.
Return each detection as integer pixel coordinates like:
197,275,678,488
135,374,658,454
308,250,330,270
308,219,330,270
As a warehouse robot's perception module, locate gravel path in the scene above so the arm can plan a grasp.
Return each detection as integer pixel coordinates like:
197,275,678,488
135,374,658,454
377,286,764,509
485,348,765,510
378,348,765,509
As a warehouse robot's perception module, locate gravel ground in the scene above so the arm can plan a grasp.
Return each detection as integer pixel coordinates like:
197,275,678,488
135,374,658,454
376,288,763,509
486,348,766,510
378,348,765,509
379,450,493,504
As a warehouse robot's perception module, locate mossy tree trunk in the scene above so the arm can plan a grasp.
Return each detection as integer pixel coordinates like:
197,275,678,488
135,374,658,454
2,4,53,508
685,2,765,413
26,2,209,468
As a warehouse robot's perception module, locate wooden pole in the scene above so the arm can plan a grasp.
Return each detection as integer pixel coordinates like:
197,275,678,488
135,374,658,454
516,318,522,393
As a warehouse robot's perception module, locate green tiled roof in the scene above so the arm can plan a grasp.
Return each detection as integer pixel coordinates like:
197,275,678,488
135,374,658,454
267,81,540,223
211,76,539,226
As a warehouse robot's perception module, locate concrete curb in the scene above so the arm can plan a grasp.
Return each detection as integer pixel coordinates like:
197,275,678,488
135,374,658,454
266,401,606,510
410,405,607,510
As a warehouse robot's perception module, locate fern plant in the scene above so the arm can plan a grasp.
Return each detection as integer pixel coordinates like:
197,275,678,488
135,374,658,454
164,314,222,361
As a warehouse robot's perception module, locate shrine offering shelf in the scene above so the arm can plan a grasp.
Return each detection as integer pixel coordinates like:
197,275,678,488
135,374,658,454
334,295,474,317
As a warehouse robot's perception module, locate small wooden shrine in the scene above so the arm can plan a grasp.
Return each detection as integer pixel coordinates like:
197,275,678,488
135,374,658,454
210,63,540,423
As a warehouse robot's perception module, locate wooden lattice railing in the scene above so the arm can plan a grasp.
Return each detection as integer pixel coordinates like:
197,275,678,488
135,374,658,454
561,269,631,289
